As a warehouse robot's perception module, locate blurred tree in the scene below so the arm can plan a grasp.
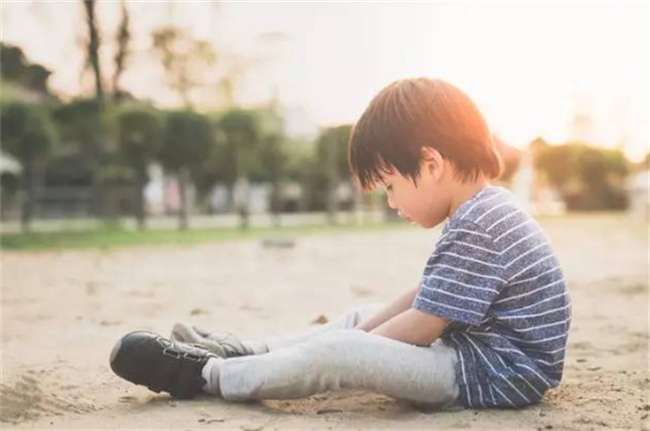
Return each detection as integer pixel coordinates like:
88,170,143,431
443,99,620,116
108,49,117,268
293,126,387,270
1,102,58,232
190,119,229,214
0,43,23,80
80,0,121,218
533,142,630,210
216,109,261,229
532,140,574,189
116,107,163,230
0,43,53,96
151,26,216,108
253,133,287,226
0,172,20,220
304,125,352,222
82,0,105,102
51,99,114,216
112,0,131,103
159,111,214,230
283,138,313,183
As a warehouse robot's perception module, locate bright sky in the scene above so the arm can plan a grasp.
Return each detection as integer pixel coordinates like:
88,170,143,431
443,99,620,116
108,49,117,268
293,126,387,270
1,1,648,160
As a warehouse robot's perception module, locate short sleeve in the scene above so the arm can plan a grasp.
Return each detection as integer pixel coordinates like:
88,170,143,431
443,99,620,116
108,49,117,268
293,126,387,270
413,220,506,326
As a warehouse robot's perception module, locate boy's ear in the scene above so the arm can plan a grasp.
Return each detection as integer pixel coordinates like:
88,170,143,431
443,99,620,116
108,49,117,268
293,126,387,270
420,147,444,181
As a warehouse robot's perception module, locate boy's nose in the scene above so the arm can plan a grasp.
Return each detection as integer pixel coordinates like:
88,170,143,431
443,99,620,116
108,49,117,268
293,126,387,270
386,195,397,210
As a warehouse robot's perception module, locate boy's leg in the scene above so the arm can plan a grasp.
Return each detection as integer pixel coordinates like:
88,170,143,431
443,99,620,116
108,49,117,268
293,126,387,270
206,328,460,409
172,303,384,356
263,303,384,352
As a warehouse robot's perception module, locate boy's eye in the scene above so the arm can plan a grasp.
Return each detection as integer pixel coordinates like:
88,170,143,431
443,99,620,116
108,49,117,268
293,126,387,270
386,185,393,192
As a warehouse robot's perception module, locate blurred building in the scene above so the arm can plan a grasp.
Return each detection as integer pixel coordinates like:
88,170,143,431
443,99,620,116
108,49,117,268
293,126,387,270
144,164,283,216
627,169,650,220
0,150,21,175
494,135,564,215
0,150,22,220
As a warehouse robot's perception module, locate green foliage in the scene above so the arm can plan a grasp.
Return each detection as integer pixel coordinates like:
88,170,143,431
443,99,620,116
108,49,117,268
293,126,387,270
315,125,353,179
49,98,118,188
251,133,286,182
0,43,23,79
116,107,163,173
42,152,94,186
533,142,630,210
1,101,57,163
115,106,164,228
282,137,314,183
159,110,215,230
0,172,20,214
191,121,232,201
51,99,113,157
219,109,260,147
216,109,261,183
302,125,352,210
1,101,58,231
159,110,214,173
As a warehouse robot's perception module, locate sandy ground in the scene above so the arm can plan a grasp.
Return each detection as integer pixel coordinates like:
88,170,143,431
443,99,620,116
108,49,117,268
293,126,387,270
1,214,649,430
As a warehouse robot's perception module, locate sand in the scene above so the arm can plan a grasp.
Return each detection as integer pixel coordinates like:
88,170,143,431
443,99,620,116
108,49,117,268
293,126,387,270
1,214,648,430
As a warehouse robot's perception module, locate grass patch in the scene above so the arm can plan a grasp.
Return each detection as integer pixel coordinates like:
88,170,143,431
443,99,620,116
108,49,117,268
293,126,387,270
1,222,416,251
4,211,635,252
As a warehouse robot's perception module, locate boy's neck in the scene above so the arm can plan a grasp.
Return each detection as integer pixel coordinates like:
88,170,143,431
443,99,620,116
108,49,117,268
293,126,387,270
447,177,490,219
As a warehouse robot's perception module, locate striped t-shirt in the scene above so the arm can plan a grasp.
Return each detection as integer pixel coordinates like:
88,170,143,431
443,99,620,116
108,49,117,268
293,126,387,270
413,185,571,408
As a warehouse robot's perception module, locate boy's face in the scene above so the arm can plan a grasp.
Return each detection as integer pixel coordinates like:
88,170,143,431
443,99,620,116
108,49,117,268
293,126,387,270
378,159,453,229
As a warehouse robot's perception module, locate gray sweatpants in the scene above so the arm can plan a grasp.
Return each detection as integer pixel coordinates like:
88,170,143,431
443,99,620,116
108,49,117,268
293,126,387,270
213,304,462,410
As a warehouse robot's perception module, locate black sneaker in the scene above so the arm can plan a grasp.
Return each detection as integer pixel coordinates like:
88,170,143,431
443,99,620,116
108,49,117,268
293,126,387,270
110,331,217,399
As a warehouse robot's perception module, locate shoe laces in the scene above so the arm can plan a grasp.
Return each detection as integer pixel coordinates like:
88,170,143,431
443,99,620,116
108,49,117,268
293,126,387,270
157,337,210,362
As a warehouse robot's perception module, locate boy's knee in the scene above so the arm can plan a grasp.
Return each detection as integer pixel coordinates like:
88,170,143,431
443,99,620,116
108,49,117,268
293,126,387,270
305,329,365,355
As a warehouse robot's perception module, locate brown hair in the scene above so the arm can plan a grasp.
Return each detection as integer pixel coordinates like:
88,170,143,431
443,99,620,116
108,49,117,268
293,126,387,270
348,78,503,190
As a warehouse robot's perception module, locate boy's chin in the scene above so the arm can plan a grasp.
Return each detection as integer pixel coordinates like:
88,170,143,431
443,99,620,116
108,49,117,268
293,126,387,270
420,216,445,229
414,219,434,229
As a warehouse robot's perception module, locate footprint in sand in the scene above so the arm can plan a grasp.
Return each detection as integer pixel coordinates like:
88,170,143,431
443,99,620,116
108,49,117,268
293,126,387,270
0,374,95,424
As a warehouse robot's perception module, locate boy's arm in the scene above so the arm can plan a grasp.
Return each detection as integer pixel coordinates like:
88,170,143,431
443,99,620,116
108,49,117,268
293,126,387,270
354,286,420,332
370,308,449,347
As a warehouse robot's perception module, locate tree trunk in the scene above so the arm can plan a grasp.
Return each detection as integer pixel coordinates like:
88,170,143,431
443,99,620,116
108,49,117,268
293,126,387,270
226,183,235,213
20,160,34,233
236,178,250,231
89,158,105,219
112,0,130,102
135,170,147,231
177,168,189,231
326,134,339,225
83,0,104,102
238,206,249,230
270,180,281,228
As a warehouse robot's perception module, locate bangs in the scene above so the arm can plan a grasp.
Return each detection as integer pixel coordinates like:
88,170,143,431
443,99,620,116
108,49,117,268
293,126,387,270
348,126,394,191
348,102,423,192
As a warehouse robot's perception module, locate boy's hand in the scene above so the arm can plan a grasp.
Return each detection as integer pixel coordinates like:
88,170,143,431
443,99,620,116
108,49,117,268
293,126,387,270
355,286,420,332
370,308,449,347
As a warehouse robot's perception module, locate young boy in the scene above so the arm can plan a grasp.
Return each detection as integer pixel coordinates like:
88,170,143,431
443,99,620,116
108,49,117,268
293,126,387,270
110,78,571,410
